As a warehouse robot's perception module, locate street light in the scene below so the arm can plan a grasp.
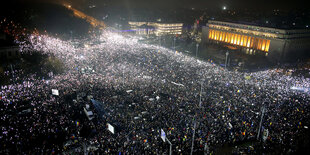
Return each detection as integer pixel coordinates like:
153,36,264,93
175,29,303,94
257,103,266,140
123,68,125,86
190,121,197,155
199,80,203,107
173,37,176,51
225,51,229,69
191,79,203,155
196,43,199,58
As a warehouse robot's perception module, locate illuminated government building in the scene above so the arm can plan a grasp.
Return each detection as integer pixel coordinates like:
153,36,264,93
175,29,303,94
202,20,310,61
128,21,183,36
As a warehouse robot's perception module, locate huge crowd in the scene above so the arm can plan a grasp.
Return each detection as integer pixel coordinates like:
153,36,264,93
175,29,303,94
1,31,310,154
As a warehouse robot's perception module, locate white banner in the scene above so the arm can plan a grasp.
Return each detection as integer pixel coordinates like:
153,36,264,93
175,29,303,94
107,123,115,134
171,81,184,87
126,90,133,93
52,89,59,96
161,129,166,142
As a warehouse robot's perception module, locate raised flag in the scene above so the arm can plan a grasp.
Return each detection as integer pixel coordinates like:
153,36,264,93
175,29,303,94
161,129,166,142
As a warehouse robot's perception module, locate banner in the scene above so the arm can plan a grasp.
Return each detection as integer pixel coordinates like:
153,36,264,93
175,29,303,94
263,129,269,142
161,129,166,142
171,81,184,87
107,123,115,134
52,89,59,96
84,108,94,120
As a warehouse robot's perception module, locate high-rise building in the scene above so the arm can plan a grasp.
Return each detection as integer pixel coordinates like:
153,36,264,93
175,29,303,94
202,20,310,61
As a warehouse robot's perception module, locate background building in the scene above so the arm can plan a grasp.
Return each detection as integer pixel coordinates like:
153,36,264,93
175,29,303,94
202,20,310,61
0,32,20,60
0,46,20,60
128,21,183,36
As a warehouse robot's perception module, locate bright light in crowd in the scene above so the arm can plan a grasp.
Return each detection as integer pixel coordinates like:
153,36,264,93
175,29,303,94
223,6,227,10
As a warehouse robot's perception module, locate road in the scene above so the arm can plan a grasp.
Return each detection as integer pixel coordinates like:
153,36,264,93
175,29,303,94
64,4,105,29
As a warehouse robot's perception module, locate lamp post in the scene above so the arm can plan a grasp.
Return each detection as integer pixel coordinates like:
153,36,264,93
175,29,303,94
257,104,266,140
225,51,229,69
173,37,176,51
199,80,203,107
191,78,204,155
122,67,125,87
190,120,197,155
196,43,199,58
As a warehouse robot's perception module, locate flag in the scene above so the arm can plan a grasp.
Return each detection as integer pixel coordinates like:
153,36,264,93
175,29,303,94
161,129,166,142
144,139,148,143
242,131,246,136
76,121,80,126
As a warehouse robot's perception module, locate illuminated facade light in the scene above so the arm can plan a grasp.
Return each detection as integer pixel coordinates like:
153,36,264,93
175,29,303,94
208,29,270,52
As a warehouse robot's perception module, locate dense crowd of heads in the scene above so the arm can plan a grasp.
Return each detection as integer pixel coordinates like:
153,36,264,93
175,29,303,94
1,31,310,154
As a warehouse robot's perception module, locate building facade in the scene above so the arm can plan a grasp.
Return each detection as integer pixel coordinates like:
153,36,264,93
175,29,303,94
0,46,20,60
202,20,310,61
128,21,183,36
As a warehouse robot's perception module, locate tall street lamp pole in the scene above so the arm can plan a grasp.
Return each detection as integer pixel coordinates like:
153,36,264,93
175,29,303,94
225,51,229,69
173,37,176,51
190,121,197,155
257,104,266,140
196,43,199,58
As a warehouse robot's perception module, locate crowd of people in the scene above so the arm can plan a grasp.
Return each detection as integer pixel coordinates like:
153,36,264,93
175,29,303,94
1,31,310,154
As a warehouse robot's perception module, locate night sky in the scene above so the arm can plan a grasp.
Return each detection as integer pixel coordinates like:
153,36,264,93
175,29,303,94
7,0,307,11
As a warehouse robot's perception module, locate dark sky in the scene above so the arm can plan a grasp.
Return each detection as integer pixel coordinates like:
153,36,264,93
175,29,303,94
8,0,307,11
65,0,306,10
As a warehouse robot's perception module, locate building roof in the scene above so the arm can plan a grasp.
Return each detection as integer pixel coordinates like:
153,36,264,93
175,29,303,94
211,19,309,30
